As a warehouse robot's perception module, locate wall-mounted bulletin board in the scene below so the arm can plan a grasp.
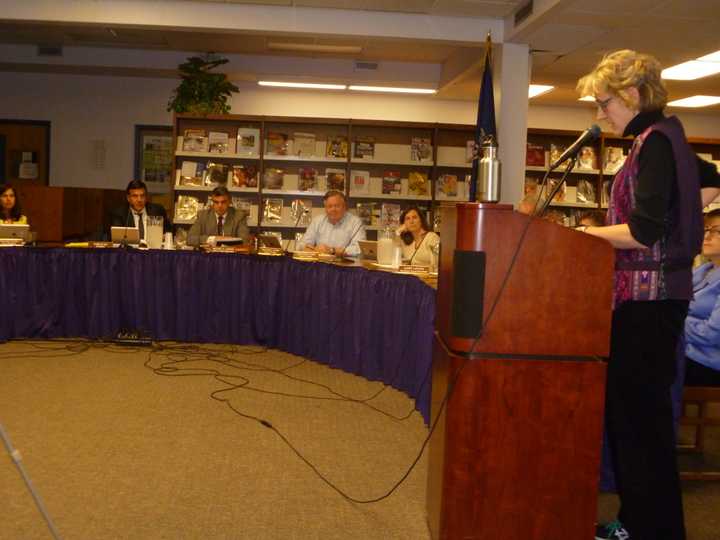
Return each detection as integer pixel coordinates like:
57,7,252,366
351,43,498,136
0,119,51,185
134,124,173,194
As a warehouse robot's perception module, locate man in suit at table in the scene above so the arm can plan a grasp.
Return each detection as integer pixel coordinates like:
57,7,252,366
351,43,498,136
188,186,250,246
109,179,171,241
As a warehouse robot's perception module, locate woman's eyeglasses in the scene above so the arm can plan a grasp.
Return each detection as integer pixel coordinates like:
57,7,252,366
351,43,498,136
596,96,614,112
704,226,720,238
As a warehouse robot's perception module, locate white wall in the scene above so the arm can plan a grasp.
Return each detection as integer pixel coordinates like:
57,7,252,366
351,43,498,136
1,71,719,191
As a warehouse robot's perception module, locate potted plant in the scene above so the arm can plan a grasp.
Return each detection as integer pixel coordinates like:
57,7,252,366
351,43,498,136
167,55,239,115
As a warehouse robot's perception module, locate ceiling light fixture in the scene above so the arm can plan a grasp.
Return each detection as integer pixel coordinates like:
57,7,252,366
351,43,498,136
258,81,347,90
667,95,720,108
348,85,436,94
662,60,720,80
528,85,554,98
267,42,362,54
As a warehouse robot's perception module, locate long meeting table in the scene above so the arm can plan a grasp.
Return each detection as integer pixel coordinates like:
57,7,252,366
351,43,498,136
0,247,435,422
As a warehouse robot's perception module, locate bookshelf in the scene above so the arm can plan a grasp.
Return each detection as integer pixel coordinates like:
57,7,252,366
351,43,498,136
171,114,476,240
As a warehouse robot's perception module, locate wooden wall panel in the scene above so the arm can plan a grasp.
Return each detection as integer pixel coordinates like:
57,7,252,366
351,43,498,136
0,121,50,185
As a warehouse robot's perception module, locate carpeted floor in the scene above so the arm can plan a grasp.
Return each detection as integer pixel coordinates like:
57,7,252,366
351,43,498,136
1,340,718,540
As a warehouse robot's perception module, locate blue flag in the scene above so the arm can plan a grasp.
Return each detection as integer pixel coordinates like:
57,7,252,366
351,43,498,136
469,41,497,201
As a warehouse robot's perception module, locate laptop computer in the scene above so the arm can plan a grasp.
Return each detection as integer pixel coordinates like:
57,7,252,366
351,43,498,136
358,240,378,261
111,226,140,245
0,223,30,242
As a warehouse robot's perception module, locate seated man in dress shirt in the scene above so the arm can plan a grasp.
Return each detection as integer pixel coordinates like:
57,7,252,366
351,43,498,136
109,179,171,241
301,190,365,257
188,186,249,247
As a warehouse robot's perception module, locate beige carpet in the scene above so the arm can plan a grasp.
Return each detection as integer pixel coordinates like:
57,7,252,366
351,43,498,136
1,340,719,540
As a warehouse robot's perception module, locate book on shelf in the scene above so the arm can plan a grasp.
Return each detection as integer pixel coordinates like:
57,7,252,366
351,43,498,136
293,132,317,157
549,144,566,168
437,174,459,198
325,168,346,191
174,195,201,221
203,162,229,186
263,198,284,223
603,146,626,174
524,177,539,197
231,165,258,188
232,197,253,214
407,171,429,197
356,202,375,226
326,135,348,158
208,131,231,154
577,178,596,204
547,178,566,202
179,161,205,186
236,128,260,156
350,170,370,194
266,132,289,155
353,137,375,159
263,168,285,190
577,146,597,170
298,167,318,191
290,199,313,226
410,137,432,161
182,129,208,153
382,171,402,195
380,203,402,228
525,143,547,167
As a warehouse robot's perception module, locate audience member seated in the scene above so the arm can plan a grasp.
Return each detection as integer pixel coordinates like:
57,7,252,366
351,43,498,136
109,180,171,242
300,190,365,257
397,206,439,266
187,186,249,247
1,184,28,224
685,208,720,386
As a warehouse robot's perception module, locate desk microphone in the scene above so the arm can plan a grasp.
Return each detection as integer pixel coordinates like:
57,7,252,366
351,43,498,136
339,220,364,257
548,124,601,171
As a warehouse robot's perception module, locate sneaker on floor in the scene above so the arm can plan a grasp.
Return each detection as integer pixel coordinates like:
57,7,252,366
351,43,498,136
595,520,631,540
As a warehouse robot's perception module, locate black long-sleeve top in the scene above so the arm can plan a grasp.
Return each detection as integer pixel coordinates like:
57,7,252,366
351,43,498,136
622,110,720,247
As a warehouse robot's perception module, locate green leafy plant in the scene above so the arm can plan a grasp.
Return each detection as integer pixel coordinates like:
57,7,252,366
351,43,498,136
167,56,239,115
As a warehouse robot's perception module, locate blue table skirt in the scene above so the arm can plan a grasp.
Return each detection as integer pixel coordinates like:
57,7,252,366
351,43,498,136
0,248,435,422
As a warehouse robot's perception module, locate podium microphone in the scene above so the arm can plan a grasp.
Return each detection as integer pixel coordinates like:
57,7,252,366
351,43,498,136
548,125,601,171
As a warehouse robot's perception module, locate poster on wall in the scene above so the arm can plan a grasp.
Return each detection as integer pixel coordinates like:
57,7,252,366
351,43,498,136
134,125,173,193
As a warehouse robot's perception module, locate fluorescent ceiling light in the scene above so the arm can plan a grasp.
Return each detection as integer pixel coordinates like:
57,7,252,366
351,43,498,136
662,60,720,80
267,42,362,54
528,84,553,98
348,85,436,94
697,50,720,62
578,95,596,102
667,95,720,108
258,81,347,90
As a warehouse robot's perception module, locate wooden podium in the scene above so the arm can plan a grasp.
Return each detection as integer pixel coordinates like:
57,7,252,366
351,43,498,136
427,203,614,540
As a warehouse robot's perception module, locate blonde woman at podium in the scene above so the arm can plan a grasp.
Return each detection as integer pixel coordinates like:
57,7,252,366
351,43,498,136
576,50,720,540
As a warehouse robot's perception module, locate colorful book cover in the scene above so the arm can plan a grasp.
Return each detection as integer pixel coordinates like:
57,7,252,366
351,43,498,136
236,128,260,156
382,171,402,195
350,170,370,194
356,203,374,226
293,132,317,157
380,203,402,228
263,168,284,190
231,165,258,188
325,168,346,191
353,137,375,159
525,143,546,167
410,137,432,161
326,135,348,158
437,174,458,198
266,132,289,155
407,171,429,197
298,167,318,191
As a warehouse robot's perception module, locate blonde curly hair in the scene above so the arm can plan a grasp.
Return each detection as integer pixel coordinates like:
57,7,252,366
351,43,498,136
576,49,668,112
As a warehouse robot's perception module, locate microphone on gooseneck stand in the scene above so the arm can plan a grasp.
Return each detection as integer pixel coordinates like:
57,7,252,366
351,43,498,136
284,205,310,252
119,207,132,248
548,124,601,171
339,221,364,258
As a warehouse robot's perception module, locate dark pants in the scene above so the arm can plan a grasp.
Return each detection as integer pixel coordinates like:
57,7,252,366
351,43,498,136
685,356,720,386
607,300,687,540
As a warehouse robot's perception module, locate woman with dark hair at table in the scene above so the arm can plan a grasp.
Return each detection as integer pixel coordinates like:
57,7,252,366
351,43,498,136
684,209,720,386
1,184,27,224
397,206,439,266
